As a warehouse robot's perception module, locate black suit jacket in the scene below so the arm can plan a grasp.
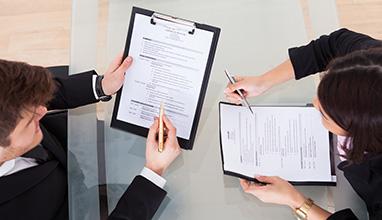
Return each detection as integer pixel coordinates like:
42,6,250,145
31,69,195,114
0,71,166,220
288,28,382,219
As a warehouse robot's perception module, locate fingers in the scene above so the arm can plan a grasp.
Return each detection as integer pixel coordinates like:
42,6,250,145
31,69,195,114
255,175,275,184
224,84,243,103
162,115,181,152
115,56,133,74
107,52,124,73
147,118,159,143
162,114,176,138
240,179,250,191
251,183,268,191
227,81,244,93
240,178,269,193
225,92,242,102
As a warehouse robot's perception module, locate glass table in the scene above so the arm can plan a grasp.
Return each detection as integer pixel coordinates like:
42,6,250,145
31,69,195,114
68,0,367,219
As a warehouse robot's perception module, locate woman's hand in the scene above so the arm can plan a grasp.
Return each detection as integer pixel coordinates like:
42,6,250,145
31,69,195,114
223,60,295,104
240,176,306,209
224,75,271,104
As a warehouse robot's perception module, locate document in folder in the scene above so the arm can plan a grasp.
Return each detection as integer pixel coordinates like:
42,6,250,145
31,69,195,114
219,102,336,185
111,7,220,150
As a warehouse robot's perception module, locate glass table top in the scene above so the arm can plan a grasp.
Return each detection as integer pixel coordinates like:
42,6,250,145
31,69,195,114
68,1,367,219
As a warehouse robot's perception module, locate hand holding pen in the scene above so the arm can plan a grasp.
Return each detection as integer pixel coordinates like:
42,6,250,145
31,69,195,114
224,71,271,106
145,109,181,176
224,70,254,115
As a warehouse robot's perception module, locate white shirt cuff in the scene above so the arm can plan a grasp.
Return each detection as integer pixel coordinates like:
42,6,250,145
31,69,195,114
140,167,166,189
92,75,99,100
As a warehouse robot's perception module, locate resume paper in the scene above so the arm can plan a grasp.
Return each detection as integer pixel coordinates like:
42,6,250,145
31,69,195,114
220,103,333,182
116,14,214,139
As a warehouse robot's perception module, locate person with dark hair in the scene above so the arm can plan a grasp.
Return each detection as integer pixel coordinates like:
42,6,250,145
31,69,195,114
224,28,382,219
0,55,181,220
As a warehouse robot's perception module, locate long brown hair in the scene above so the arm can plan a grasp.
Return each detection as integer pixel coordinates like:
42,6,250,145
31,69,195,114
318,48,382,163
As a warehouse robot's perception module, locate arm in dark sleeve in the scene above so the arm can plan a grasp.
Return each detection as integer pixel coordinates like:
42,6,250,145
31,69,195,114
288,28,382,79
327,209,359,220
108,175,167,220
47,70,99,110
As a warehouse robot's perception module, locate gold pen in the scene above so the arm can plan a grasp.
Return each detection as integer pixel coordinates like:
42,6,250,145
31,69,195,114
158,103,164,153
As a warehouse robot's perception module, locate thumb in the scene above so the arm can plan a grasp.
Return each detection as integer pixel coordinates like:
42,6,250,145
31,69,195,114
147,118,159,147
255,175,275,184
239,179,250,191
106,52,123,73
115,56,133,74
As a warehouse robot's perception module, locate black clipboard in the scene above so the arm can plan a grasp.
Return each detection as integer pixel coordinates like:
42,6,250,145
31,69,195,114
218,102,336,186
111,7,220,150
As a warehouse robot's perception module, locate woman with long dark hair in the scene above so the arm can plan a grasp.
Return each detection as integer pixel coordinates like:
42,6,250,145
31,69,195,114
225,28,382,219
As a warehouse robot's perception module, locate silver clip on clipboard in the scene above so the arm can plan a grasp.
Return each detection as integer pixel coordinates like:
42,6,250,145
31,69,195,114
150,12,196,35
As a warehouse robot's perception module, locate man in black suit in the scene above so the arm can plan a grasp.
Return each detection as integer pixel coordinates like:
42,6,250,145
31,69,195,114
0,55,181,220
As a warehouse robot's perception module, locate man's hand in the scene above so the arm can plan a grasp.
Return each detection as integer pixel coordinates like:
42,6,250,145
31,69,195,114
240,176,306,209
145,115,181,176
102,53,133,95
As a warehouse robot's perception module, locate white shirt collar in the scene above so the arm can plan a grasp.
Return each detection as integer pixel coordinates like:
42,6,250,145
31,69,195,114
0,159,16,177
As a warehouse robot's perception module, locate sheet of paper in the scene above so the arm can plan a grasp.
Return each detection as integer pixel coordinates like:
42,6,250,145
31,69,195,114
220,104,332,182
117,14,214,139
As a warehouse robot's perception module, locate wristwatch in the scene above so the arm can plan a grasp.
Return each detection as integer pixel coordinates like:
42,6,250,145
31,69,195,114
294,198,314,220
95,75,112,102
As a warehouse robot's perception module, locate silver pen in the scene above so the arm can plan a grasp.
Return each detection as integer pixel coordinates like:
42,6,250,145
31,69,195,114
224,69,254,115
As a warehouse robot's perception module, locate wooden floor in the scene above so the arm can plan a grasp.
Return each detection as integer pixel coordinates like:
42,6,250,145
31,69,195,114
0,0,381,67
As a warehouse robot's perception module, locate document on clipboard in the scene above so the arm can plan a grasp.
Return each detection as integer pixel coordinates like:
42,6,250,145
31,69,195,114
111,7,220,150
219,102,336,185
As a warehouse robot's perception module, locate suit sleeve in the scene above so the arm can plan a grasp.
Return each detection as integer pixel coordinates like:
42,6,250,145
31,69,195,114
108,175,167,220
288,28,382,79
327,209,359,220
47,70,99,110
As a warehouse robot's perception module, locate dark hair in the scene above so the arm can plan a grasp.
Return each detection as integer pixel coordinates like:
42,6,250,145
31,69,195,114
0,59,56,146
318,48,382,163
